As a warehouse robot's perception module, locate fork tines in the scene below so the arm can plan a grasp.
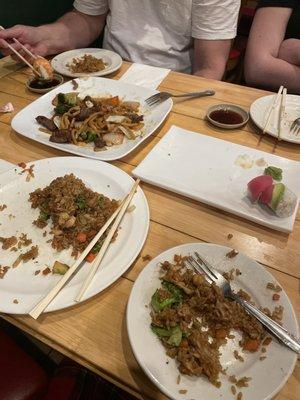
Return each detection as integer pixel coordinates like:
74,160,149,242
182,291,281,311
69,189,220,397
145,92,168,107
186,253,216,283
290,118,300,135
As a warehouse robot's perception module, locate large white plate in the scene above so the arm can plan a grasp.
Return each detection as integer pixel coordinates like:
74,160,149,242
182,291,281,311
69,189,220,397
51,48,122,78
0,156,149,314
250,94,300,144
132,125,300,233
11,77,172,161
127,243,299,400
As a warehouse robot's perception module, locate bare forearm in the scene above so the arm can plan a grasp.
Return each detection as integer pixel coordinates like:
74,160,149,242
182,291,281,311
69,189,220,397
193,39,231,80
245,55,300,93
193,64,225,80
35,10,106,55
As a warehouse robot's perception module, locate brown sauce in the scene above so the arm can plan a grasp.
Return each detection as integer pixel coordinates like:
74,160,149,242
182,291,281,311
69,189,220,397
29,78,61,89
209,109,244,125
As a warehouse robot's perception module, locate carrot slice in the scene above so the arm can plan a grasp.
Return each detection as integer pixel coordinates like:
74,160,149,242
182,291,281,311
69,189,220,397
242,339,260,352
77,232,87,243
86,252,96,263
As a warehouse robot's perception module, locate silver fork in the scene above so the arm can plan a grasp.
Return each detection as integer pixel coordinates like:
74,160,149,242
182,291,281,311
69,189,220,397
186,251,300,354
145,89,215,107
290,117,300,135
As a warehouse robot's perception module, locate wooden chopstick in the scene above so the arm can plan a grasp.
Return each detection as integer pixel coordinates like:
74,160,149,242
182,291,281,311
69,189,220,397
263,85,283,134
75,178,140,302
13,38,37,59
0,25,40,76
28,197,127,320
278,87,287,141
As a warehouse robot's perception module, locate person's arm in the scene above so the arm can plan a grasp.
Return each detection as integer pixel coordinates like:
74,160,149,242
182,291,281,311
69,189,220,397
0,10,107,57
193,39,231,80
244,7,300,93
191,0,240,80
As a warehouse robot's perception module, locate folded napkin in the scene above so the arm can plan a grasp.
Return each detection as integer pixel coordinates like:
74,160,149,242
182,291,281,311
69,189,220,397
119,63,170,89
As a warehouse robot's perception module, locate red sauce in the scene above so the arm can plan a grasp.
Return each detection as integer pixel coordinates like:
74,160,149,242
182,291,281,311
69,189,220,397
29,78,61,89
209,109,243,125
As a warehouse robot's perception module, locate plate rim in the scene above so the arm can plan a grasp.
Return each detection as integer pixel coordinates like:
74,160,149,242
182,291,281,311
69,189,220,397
11,77,173,161
51,47,123,78
250,94,300,144
126,242,299,400
0,156,150,314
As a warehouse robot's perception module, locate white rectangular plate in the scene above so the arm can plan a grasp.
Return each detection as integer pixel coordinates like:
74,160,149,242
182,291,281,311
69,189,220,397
132,126,300,233
11,77,172,161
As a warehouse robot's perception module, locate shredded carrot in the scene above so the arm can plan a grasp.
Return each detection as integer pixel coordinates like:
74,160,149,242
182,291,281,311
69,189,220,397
108,96,119,106
86,252,96,263
77,232,87,243
242,339,260,352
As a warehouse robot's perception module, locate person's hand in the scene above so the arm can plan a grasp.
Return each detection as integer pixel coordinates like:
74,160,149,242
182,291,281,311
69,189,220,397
0,25,50,59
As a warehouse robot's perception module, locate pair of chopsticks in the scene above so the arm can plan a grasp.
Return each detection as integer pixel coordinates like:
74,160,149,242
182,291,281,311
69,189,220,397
0,25,41,77
29,178,140,320
263,85,287,141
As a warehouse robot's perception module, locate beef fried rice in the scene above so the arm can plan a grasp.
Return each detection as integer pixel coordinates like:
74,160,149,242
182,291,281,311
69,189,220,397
150,255,267,387
29,174,118,257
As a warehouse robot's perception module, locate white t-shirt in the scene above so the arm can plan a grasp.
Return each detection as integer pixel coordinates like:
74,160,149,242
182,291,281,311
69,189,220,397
73,0,240,73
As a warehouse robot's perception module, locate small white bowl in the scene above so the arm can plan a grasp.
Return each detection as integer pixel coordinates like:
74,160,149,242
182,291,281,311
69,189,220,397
206,103,249,129
26,73,64,94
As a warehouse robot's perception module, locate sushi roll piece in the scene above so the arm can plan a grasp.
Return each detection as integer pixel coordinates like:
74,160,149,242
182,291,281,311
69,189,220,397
247,175,273,202
260,183,297,218
247,175,297,218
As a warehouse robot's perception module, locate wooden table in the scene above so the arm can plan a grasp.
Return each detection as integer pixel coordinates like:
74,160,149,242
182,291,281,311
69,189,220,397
0,58,299,400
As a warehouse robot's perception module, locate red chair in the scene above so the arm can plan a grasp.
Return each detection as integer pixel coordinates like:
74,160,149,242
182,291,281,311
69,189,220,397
0,328,48,400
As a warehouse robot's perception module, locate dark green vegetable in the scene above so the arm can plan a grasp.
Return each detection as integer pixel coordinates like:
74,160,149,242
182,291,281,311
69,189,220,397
162,281,183,302
85,131,98,143
264,166,283,181
75,194,86,210
167,326,183,346
55,93,79,114
98,195,105,208
92,239,105,254
40,211,49,221
151,325,182,346
54,104,71,115
151,290,176,312
151,280,183,312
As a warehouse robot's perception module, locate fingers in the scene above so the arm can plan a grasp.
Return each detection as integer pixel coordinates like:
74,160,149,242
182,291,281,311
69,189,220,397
0,25,26,41
0,38,27,60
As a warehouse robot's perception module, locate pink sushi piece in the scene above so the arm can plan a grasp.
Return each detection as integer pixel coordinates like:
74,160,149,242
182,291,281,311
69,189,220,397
247,175,273,202
260,184,274,204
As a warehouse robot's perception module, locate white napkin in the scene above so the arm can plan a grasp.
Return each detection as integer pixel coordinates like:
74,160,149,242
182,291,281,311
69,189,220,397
119,63,170,89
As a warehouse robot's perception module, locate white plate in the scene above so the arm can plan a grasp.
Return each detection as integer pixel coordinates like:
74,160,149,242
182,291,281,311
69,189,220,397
11,77,172,161
132,125,300,233
51,48,122,78
0,156,149,314
127,243,299,400
0,159,14,174
250,94,300,144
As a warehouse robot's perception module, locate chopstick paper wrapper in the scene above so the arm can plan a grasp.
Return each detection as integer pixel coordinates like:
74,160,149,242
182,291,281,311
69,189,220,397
119,63,170,89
